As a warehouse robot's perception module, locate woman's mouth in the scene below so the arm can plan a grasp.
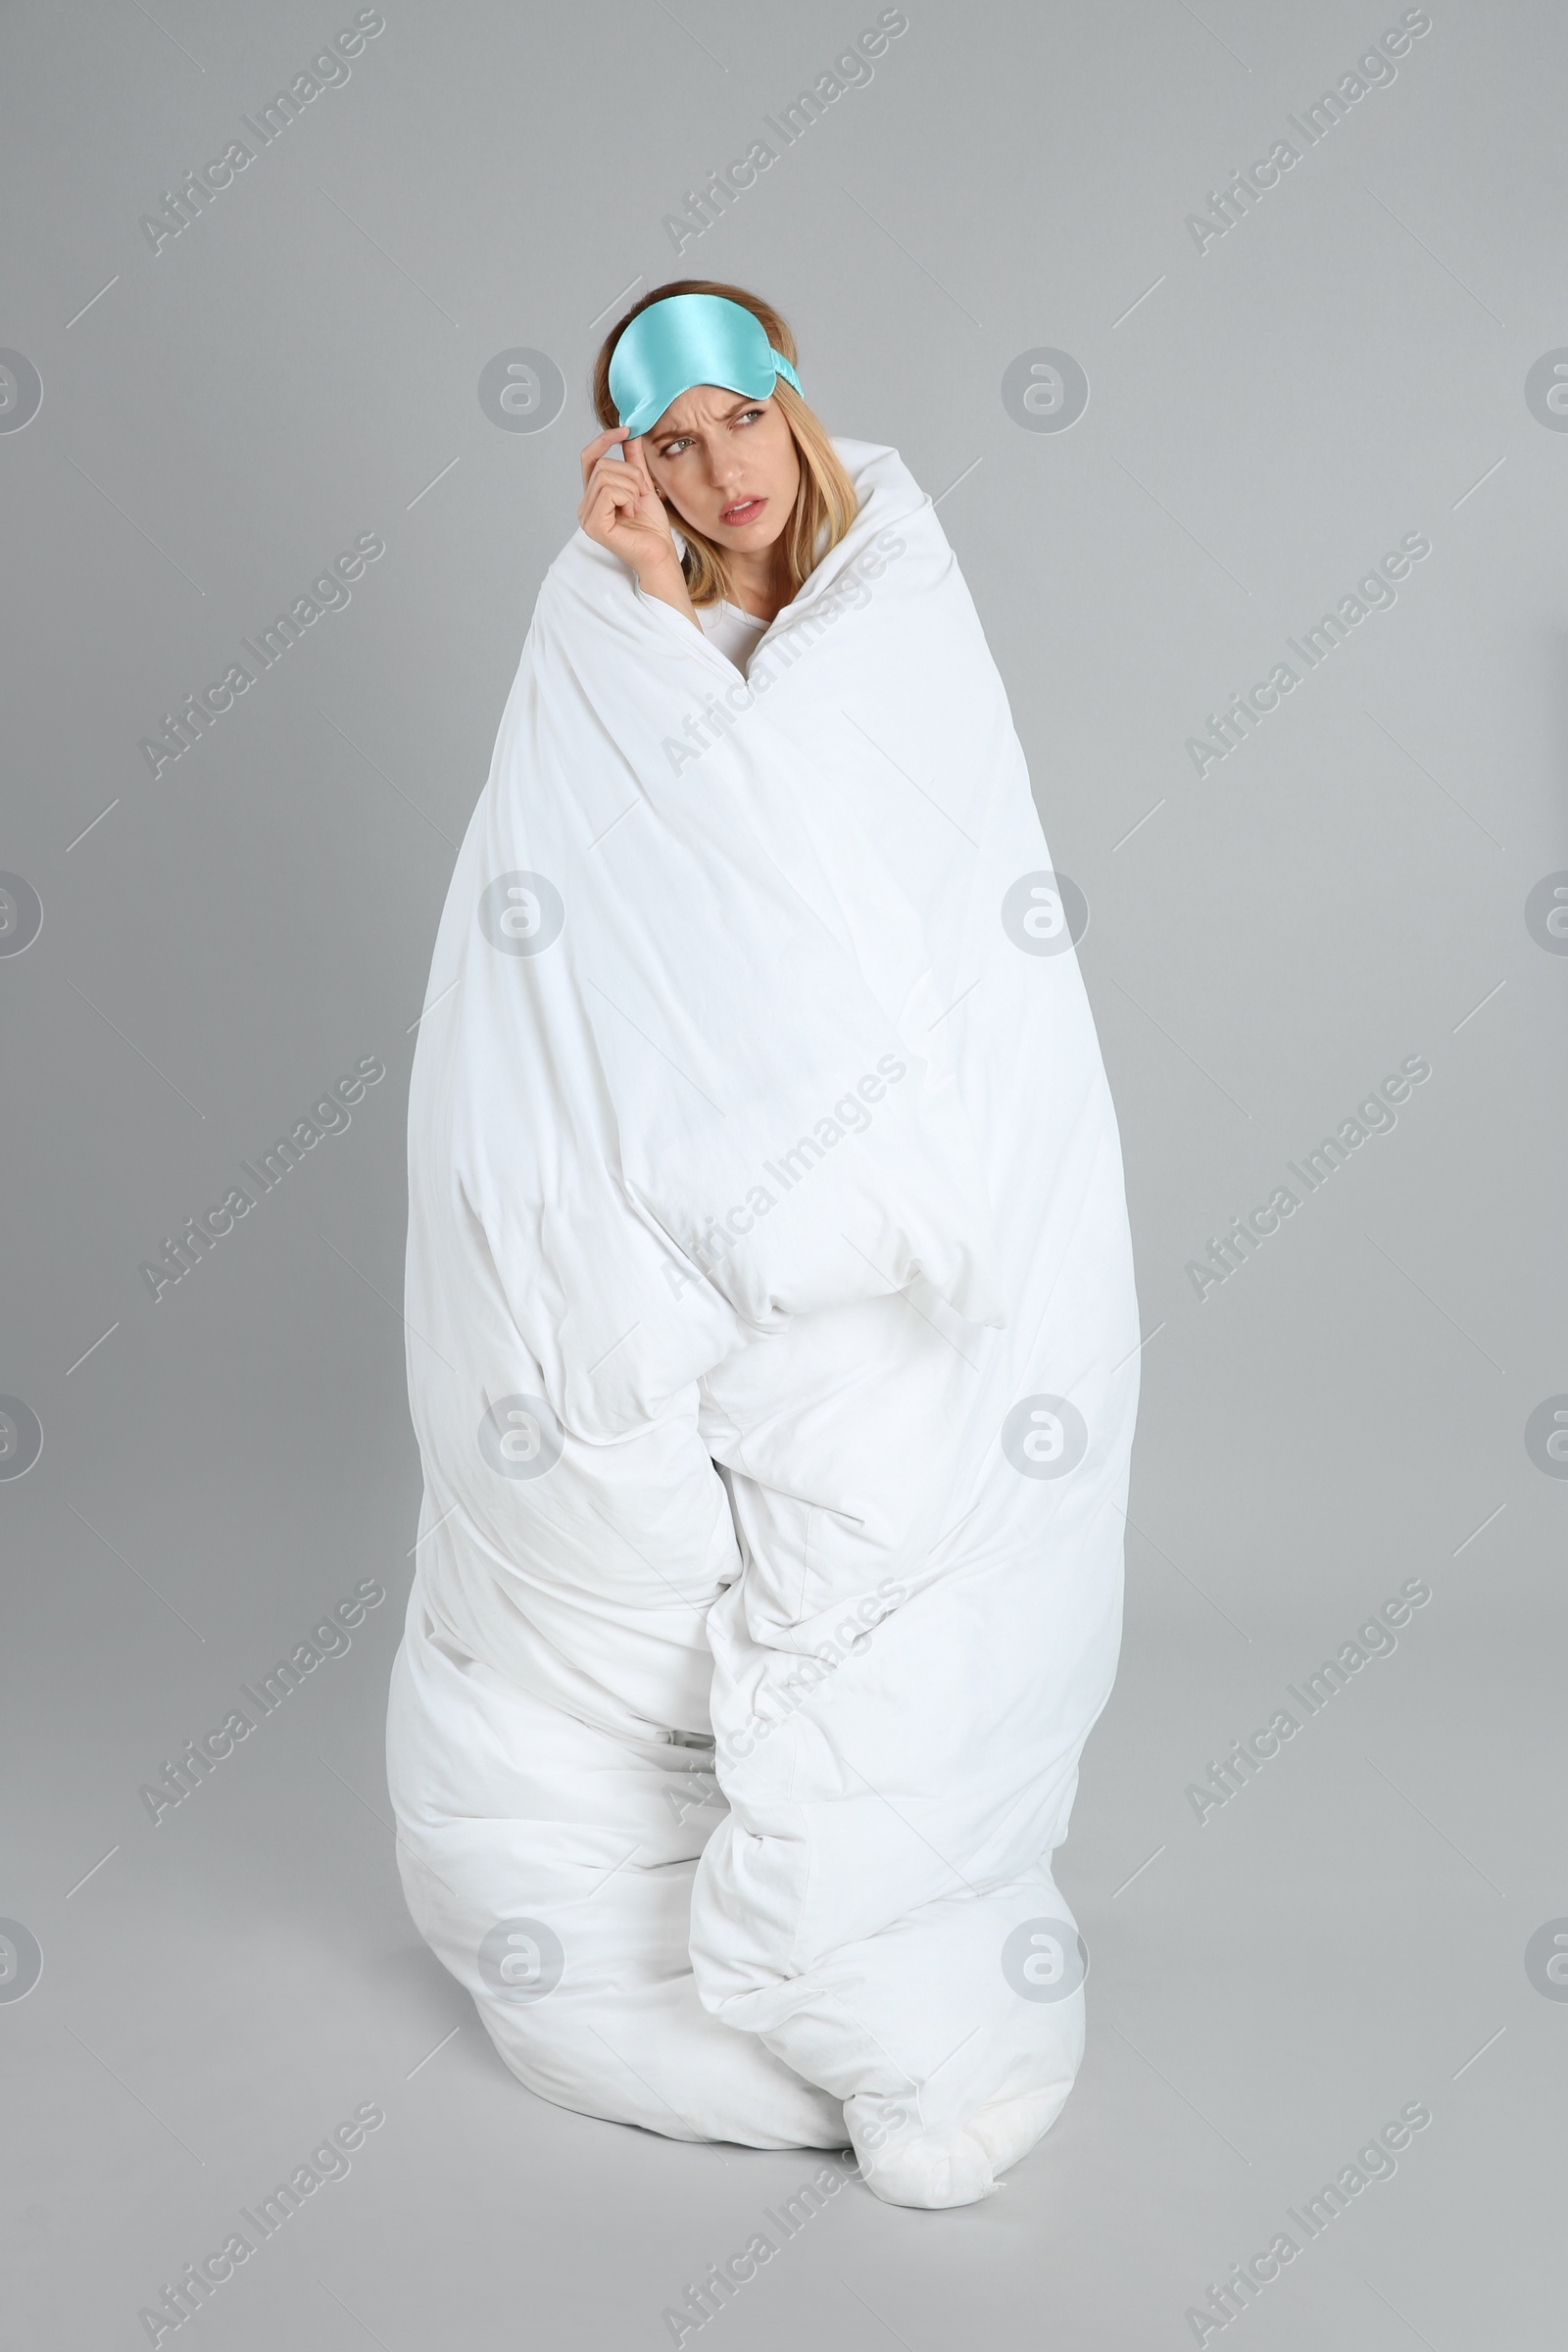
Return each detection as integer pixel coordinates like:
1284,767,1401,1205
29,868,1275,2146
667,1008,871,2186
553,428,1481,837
719,496,765,527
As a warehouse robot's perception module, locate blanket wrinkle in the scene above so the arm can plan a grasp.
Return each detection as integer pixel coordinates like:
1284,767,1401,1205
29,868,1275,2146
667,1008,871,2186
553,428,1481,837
387,438,1139,2204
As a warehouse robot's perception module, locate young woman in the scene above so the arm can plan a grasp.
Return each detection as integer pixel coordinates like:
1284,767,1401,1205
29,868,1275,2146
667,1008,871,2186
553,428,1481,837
387,279,1140,2211
575,286,848,663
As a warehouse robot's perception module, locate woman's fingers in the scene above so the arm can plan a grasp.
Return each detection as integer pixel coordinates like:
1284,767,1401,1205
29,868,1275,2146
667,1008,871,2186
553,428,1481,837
577,425,629,494
584,452,669,533
618,440,673,528
577,460,660,550
611,433,660,510
576,436,679,574
580,458,643,529
577,433,673,551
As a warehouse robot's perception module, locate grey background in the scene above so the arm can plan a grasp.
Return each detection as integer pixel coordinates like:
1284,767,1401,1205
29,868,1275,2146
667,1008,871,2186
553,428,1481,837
2,1,1564,2344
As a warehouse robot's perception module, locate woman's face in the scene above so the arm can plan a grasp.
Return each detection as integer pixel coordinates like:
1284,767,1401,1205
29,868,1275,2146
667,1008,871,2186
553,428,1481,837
640,385,801,558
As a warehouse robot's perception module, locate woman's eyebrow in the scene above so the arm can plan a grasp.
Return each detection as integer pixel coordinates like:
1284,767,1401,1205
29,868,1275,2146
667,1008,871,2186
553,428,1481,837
676,395,759,431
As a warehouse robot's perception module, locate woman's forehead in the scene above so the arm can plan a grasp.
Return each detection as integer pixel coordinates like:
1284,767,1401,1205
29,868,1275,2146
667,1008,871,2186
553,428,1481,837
650,384,769,437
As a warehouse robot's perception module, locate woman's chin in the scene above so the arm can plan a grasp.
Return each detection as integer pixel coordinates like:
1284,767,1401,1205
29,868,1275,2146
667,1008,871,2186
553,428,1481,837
715,520,786,554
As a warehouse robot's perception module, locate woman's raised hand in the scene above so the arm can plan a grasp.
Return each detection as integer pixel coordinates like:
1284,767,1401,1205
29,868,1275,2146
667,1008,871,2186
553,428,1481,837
577,429,679,583
576,427,700,629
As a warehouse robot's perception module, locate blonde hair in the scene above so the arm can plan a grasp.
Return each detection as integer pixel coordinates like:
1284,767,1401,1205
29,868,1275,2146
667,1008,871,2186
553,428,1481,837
591,279,858,610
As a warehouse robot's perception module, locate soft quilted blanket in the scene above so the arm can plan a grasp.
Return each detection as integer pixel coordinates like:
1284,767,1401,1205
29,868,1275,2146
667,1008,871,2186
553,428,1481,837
386,439,1140,2208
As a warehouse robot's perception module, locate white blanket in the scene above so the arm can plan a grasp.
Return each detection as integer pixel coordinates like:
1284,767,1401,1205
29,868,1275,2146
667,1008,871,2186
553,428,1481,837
386,440,1140,2209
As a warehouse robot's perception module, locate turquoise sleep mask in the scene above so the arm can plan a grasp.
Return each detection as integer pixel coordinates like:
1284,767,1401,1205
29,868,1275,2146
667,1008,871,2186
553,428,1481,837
609,293,803,439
